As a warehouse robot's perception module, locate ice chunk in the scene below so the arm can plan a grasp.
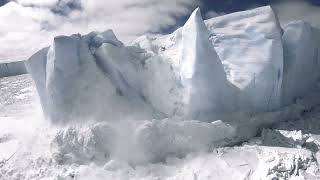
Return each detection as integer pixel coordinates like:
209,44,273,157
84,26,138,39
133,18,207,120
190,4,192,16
51,122,115,164
282,21,320,105
50,119,236,164
135,118,236,162
205,6,283,111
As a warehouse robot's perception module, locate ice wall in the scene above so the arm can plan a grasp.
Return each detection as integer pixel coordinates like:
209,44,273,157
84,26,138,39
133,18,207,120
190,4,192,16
0,60,27,78
205,6,284,112
281,21,319,105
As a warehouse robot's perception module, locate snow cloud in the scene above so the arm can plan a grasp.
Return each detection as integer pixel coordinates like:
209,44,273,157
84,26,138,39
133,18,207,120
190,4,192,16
0,0,198,61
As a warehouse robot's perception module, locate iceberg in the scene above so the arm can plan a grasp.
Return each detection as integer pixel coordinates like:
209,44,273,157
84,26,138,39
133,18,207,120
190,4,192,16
9,5,320,172
25,5,320,147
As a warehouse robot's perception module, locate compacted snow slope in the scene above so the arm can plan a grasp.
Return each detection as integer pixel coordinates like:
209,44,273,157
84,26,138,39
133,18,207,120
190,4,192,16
1,5,320,180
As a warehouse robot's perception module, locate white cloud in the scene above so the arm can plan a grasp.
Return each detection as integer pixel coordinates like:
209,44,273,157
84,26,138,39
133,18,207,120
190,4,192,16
204,10,219,19
204,10,226,19
0,0,198,61
15,0,58,7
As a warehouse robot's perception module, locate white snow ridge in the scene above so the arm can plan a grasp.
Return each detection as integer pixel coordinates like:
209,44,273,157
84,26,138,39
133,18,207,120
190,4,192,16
2,5,320,180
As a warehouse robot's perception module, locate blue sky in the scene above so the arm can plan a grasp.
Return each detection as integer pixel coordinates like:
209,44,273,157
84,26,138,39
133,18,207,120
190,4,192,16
0,0,320,61
201,0,319,13
162,0,320,33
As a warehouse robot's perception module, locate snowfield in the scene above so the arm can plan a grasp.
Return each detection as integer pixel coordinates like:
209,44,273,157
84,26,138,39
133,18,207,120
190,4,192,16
1,5,320,179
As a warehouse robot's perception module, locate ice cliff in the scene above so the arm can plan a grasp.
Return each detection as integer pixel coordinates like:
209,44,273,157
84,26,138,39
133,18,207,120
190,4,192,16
26,6,320,130
0,60,27,78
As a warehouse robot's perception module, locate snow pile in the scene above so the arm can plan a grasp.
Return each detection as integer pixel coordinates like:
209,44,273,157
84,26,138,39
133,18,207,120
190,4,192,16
66,145,317,180
51,122,115,165
262,129,306,148
252,146,316,179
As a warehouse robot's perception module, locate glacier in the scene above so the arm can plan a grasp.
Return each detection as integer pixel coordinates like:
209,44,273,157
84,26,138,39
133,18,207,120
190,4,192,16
23,5,320,161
